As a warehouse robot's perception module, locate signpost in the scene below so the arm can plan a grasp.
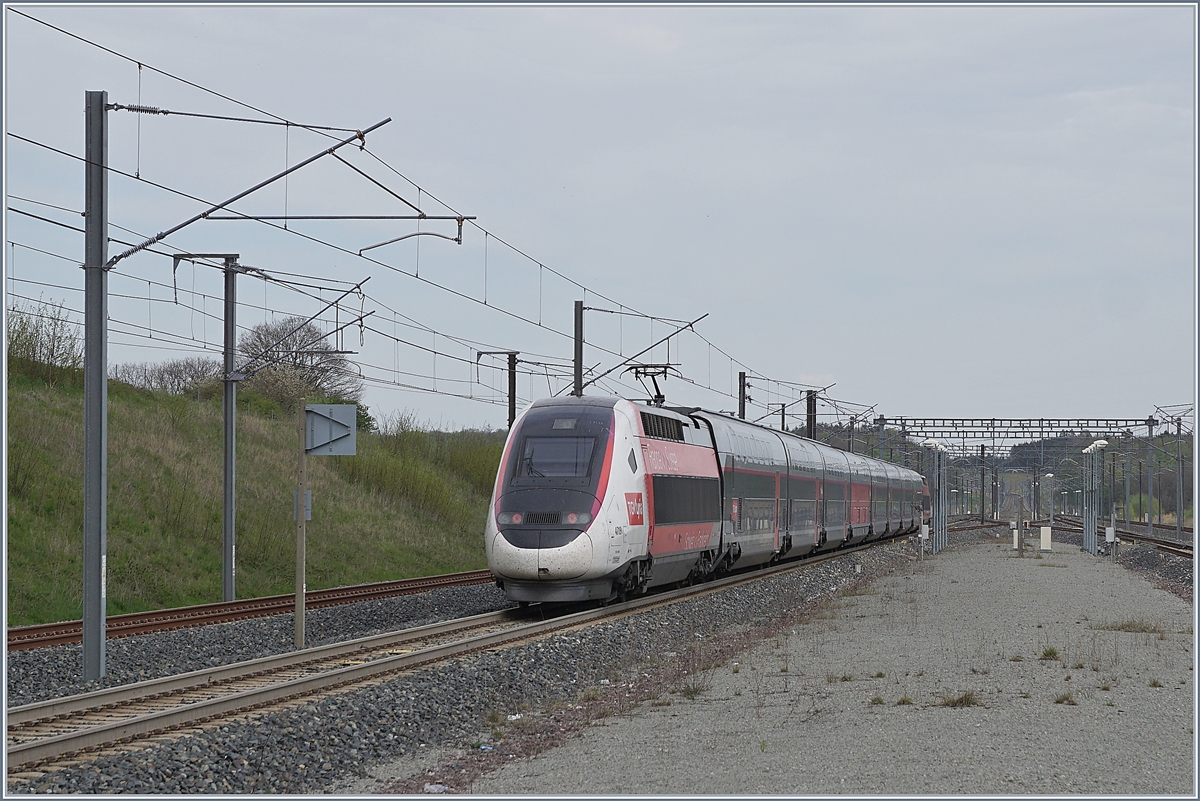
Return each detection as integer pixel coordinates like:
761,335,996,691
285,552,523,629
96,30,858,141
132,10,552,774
295,401,357,648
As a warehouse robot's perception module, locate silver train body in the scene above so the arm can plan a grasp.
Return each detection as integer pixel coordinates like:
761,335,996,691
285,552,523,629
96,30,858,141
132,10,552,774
485,396,929,604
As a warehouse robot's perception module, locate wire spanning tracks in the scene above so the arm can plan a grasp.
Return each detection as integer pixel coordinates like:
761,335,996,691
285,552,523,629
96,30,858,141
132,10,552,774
7,542,888,772
6,609,526,771
6,570,495,651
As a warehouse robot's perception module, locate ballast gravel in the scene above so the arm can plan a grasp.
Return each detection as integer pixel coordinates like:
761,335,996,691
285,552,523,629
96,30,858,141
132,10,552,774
5,529,1194,795
6,585,515,707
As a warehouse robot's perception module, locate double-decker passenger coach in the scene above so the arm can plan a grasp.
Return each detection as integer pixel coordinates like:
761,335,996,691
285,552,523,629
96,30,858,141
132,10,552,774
485,396,928,605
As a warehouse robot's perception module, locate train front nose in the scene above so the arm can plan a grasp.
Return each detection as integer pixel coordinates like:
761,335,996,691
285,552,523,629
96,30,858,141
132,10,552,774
489,527,595,581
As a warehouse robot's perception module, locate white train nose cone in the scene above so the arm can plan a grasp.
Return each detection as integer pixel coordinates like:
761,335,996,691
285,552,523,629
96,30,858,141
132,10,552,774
537,533,593,580
488,532,538,579
489,530,595,581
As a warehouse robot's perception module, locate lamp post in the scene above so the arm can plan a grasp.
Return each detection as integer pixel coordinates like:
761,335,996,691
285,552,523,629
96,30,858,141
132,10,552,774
1082,440,1108,554
1044,473,1055,527
922,439,949,554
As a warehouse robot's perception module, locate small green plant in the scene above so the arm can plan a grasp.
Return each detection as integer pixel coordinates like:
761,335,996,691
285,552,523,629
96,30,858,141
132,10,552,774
874,671,886,678
896,695,914,706
1040,646,1059,661
840,673,853,682
485,710,504,725
870,696,885,705
1149,679,1163,688
1010,655,1024,662
1094,620,1163,634
1054,692,1077,705
759,740,767,753
937,690,981,708
826,673,838,684
581,687,601,702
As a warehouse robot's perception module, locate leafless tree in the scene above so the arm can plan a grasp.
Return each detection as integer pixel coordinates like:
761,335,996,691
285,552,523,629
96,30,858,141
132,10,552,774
238,316,363,405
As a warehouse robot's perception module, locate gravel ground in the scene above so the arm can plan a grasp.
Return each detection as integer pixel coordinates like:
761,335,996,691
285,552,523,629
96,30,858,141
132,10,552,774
5,529,1194,794
468,533,1196,796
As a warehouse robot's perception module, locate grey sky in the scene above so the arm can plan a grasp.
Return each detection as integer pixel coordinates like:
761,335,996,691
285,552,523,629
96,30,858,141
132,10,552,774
4,4,1195,433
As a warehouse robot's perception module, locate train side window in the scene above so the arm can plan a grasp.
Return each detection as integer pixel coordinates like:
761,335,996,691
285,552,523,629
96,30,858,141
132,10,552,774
652,475,721,525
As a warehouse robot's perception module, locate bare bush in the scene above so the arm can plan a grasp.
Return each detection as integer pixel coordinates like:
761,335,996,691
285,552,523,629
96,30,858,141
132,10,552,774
110,357,222,395
241,364,312,411
6,297,83,386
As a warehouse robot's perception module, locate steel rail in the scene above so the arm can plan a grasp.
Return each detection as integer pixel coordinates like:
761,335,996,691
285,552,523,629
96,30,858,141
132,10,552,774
1050,514,1192,536
6,538,901,771
1021,516,1192,559
6,570,495,651
7,609,514,727
6,610,522,768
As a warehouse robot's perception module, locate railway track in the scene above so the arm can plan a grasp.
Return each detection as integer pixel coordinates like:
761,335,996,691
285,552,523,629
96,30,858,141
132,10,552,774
939,515,1193,559
1021,515,1192,559
6,570,495,651
6,540,891,774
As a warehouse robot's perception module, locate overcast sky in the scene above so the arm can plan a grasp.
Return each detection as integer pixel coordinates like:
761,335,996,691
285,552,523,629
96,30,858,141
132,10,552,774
4,4,1196,434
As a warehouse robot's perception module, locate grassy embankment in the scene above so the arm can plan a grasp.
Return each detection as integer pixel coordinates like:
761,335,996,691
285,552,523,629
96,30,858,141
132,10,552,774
6,368,503,626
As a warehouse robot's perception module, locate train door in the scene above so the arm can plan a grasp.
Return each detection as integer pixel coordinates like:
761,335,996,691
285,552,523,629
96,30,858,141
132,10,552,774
790,477,818,548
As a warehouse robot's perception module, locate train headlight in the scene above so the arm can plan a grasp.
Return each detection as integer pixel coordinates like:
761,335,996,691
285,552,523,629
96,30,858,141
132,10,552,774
565,512,592,526
497,512,522,525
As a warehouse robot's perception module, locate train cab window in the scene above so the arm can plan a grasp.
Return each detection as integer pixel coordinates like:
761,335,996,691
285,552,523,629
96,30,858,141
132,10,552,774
507,404,613,488
518,437,596,478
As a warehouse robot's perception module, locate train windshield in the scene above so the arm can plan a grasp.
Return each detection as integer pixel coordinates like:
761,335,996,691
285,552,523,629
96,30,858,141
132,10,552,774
507,403,613,490
518,437,595,478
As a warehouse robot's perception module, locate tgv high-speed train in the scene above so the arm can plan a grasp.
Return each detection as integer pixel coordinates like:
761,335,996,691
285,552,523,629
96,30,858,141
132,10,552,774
485,396,929,604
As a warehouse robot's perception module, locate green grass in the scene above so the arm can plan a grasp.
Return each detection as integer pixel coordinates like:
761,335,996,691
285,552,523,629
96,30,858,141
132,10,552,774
1093,620,1165,634
6,367,503,625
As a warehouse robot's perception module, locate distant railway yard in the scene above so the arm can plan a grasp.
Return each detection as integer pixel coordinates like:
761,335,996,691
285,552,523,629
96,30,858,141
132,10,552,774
6,520,1192,795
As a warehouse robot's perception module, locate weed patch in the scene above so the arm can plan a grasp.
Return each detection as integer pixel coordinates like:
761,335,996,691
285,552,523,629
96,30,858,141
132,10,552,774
1094,620,1164,634
937,690,982,708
